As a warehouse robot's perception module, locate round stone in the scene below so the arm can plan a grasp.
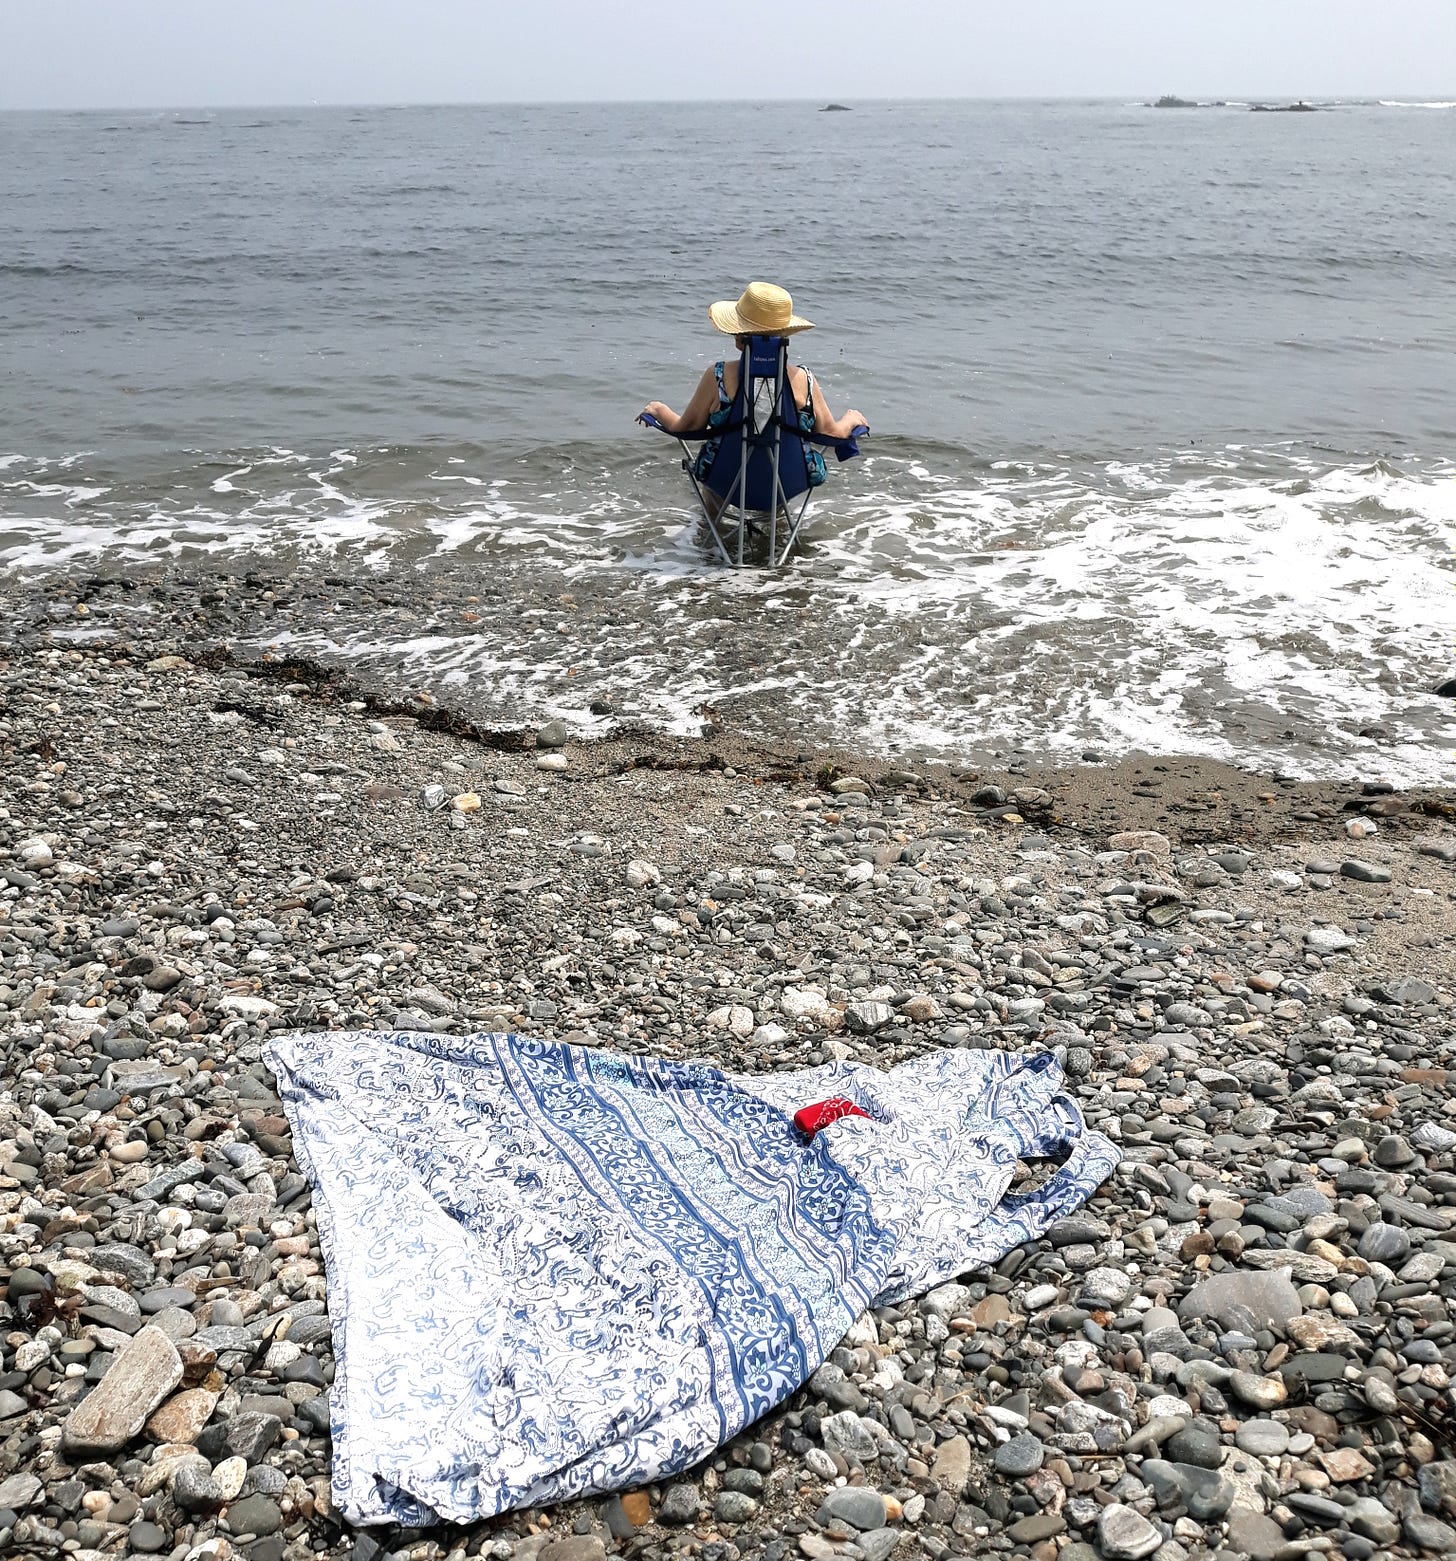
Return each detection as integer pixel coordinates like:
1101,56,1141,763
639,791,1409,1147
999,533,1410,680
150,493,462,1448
820,1486,887,1532
1306,927,1357,954
1165,1418,1222,1470
993,1433,1046,1478
1358,1223,1410,1266
1363,1375,1401,1415
222,1493,282,1537
5,1268,47,1298
1228,1371,1288,1410
658,1484,699,1526
804,1447,837,1480
242,1464,287,1498
820,1409,879,1463
1080,1268,1134,1307
139,1287,197,1315
857,1530,900,1561
172,1460,223,1513
129,1520,170,1554
1234,1420,1290,1458
213,1455,247,1501
1097,1503,1162,1561
1225,1508,1287,1560
714,1490,758,1524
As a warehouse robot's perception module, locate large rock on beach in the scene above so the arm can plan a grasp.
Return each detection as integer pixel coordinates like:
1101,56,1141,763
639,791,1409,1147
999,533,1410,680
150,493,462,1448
62,1327,183,1453
1178,1270,1303,1330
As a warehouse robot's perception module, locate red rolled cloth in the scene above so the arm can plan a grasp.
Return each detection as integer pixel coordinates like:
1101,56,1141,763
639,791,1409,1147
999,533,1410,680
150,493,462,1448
793,1097,871,1139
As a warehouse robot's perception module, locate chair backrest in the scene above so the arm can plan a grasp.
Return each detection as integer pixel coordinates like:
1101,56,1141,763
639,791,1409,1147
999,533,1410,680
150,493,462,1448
699,335,815,510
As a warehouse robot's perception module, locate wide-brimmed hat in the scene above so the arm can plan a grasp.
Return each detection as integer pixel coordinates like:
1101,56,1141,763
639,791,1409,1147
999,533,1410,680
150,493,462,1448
708,281,814,337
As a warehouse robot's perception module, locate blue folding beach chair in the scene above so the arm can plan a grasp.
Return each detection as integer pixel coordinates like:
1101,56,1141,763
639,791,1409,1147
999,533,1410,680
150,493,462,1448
638,334,868,568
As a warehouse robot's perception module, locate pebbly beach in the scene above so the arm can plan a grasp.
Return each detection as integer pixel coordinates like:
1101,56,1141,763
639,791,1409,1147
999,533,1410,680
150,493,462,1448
2,571,1456,1561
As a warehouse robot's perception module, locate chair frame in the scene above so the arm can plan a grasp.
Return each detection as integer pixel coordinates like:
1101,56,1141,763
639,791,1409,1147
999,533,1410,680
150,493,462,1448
685,336,813,569
639,333,866,570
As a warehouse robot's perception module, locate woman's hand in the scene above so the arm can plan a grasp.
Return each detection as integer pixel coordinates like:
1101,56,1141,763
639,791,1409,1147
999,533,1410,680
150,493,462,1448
826,409,867,439
640,401,675,426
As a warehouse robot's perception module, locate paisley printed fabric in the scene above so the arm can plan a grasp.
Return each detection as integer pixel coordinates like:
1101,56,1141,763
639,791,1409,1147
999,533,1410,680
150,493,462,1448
266,1032,1118,1528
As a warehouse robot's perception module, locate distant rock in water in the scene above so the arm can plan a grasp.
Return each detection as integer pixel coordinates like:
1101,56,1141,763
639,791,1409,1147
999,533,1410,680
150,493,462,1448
1251,101,1320,113
1153,95,1198,109
1434,677,1456,698
821,103,852,112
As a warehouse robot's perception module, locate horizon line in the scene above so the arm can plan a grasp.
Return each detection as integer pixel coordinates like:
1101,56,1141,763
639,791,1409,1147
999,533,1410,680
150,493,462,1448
3,90,1450,116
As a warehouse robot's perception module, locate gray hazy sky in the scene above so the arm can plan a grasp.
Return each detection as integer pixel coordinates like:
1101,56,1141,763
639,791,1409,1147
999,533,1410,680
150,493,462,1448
3,1,1453,110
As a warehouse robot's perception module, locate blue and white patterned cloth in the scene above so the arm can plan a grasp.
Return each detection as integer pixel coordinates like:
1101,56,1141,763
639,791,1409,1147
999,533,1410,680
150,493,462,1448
266,1032,1119,1527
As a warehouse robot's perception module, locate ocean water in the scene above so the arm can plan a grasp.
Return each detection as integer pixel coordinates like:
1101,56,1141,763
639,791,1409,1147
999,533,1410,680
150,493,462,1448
3,99,1454,781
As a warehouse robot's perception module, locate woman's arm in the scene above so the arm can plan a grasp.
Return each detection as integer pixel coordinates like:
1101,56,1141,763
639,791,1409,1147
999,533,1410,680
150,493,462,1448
808,375,867,441
642,368,719,435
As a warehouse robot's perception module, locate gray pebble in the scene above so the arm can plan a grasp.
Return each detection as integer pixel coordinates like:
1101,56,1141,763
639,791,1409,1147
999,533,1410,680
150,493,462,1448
658,1484,699,1526
1359,1221,1411,1265
818,1486,887,1532
222,1493,282,1536
1233,1420,1289,1457
713,1490,758,1524
128,1520,170,1554
993,1433,1045,1477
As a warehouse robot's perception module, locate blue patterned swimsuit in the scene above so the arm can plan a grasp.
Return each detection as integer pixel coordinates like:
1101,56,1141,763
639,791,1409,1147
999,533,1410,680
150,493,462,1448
693,360,828,490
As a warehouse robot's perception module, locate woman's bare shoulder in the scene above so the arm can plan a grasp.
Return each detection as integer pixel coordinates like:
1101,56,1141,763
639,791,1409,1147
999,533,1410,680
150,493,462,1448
719,360,811,394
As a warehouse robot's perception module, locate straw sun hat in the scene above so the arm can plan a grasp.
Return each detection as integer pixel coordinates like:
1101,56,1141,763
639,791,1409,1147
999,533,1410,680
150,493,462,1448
708,281,814,337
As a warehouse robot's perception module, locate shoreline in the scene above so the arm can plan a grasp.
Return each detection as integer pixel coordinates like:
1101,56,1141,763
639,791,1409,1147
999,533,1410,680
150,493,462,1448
165,641,1456,857
6,569,1456,855
5,544,1452,796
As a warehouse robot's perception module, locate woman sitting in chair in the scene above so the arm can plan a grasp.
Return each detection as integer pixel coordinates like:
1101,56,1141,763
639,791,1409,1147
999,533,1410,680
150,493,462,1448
640,282,867,495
